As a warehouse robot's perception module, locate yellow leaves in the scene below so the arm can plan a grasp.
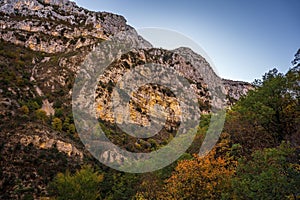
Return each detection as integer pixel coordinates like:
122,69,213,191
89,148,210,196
159,136,237,200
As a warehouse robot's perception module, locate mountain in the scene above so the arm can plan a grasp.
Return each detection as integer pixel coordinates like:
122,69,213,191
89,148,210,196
0,0,253,198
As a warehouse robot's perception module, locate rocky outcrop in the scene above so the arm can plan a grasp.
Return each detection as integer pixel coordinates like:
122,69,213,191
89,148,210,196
41,99,55,116
0,0,151,53
222,79,254,104
20,134,83,158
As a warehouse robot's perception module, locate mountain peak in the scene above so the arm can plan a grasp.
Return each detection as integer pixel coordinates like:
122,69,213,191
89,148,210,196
1,0,84,18
0,0,153,53
1,0,76,9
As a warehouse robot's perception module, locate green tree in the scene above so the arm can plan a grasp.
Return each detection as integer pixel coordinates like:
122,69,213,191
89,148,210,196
292,48,300,67
103,172,140,200
226,67,300,152
52,117,62,131
240,69,288,140
49,165,103,200
232,142,300,200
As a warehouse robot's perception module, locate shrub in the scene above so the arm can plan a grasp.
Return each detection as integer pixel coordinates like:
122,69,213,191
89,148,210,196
20,105,29,115
52,117,62,131
49,165,103,200
36,109,47,122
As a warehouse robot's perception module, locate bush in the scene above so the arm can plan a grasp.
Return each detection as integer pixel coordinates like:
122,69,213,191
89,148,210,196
48,165,103,200
52,117,62,131
67,124,76,134
36,109,47,122
20,105,29,115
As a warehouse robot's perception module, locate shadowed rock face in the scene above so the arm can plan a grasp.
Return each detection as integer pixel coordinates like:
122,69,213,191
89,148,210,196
0,0,253,198
222,79,255,104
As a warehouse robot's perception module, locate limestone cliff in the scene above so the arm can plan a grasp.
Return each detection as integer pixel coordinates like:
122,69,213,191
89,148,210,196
0,0,151,53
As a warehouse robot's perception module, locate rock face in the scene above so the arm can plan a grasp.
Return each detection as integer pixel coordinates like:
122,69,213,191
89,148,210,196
0,0,254,198
222,79,254,104
95,47,253,128
95,48,212,127
0,0,151,53
20,134,83,158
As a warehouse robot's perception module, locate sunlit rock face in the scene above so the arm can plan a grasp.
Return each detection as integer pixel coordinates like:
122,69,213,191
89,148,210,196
94,47,253,128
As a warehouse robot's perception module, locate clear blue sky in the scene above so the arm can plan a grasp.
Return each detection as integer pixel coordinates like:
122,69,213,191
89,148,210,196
73,0,300,82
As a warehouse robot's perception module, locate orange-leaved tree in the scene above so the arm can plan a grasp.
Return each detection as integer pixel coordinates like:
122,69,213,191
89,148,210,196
159,134,237,200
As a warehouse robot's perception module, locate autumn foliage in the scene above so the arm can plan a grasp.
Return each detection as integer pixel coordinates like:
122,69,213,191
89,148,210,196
158,134,237,200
